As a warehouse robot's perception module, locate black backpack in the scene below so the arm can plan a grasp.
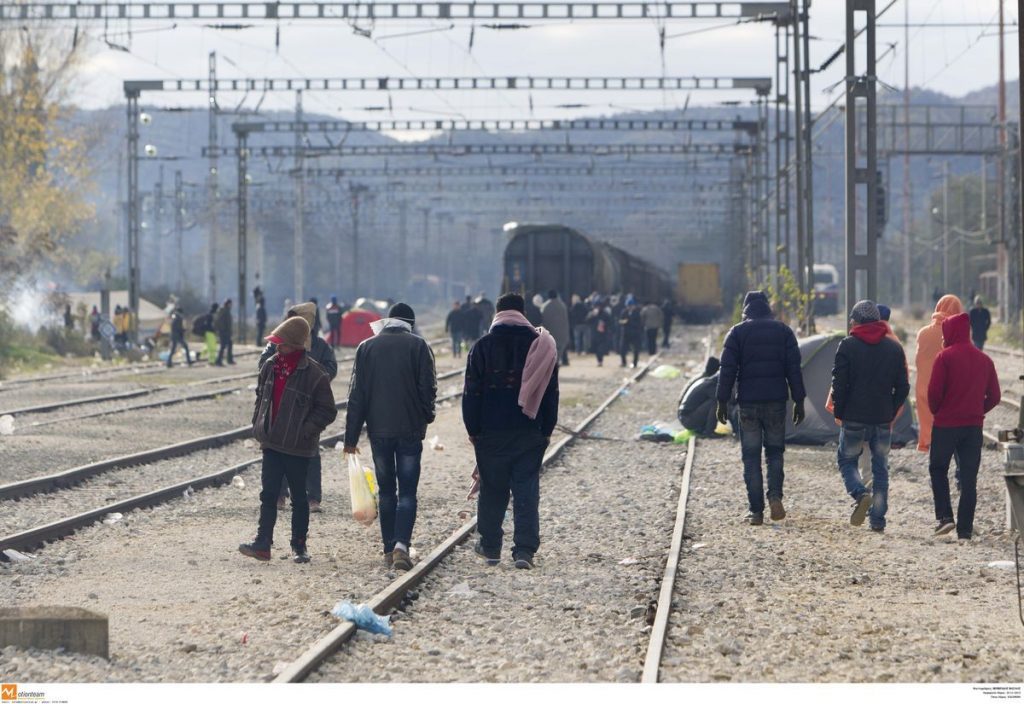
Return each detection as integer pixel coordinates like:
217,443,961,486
191,315,208,337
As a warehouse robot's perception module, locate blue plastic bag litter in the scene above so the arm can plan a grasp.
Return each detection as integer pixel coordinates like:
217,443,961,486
331,600,393,637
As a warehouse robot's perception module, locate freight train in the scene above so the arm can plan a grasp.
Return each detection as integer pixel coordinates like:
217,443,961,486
501,223,673,303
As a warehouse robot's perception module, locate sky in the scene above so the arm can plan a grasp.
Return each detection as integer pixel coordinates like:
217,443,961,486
64,0,1021,126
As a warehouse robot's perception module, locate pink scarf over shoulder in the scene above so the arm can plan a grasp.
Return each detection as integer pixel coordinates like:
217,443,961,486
490,309,558,420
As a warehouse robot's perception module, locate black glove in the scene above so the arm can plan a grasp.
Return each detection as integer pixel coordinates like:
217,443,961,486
716,401,729,426
793,399,806,426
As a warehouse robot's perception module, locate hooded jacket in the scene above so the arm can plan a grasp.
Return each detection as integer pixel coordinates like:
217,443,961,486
831,322,909,425
717,292,805,405
915,295,964,449
928,313,1001,427
678,358,723,436
540,296,571,353
252,351,338,458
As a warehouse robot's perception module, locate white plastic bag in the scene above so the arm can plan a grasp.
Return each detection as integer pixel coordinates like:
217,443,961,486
348,453,377,526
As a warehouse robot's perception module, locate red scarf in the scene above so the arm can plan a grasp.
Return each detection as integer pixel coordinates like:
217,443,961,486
271,349,305,419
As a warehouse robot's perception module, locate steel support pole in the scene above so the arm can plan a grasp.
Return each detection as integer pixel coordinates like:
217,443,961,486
294,89,306,302
800,0,815,332
943,161,950,294
398,199,409,301
174,170,184,293
207,51,218,302
350,184,363,299
774,24,785,286
237,130,248,343
845,0,878,317
155,165,165,288
125,89,141,337
791,0,806,309
901,0,912,311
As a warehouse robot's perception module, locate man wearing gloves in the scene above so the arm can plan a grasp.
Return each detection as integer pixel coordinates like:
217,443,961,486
831,300,910,532
240,317,338,563
716,291,806,525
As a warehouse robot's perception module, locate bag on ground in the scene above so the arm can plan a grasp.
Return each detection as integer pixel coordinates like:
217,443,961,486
348,453,377,526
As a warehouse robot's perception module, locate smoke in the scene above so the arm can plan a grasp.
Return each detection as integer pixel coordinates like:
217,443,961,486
2,281,62,333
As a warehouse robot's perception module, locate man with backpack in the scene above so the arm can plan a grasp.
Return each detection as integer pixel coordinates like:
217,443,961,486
167,307,192,368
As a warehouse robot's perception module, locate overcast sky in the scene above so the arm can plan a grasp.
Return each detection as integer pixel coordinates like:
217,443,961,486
69,0,1019,123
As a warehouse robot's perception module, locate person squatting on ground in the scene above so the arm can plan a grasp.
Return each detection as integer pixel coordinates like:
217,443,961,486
641,300,664,356
214,298,235,366
166,307,192,367
927,312,1001,540
969,296,992,351
344,303,437,572
446,300,464,358
716,291,806,525
240,317,338,563
678,356,728,438
463,292,559,570
260,301,338,513
830,300,910,533
540,289,571,367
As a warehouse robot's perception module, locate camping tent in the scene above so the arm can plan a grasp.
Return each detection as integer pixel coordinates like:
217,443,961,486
785,332,918,447
340,308,382,347
66,290,167,337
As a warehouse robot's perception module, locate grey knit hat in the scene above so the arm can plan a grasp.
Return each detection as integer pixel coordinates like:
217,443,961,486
850,299,881,324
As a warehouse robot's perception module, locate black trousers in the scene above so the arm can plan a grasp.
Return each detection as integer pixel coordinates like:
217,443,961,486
645,328,658,355
474,429,547,559
215,334,234,364
257,448,310,548
620,335,642,367
167,336,191,366
928,425,983,538
279,452,323,503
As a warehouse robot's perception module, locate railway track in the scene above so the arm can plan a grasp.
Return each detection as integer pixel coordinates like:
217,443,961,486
2,337,450,429
0,368,466,558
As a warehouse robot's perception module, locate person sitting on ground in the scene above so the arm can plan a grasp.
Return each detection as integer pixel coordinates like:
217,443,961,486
240,317,338,563
678,356,731,437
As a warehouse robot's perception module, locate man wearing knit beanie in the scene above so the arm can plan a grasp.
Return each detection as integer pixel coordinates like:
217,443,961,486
344,301,436,572
240,316,338,563
830,299,909,532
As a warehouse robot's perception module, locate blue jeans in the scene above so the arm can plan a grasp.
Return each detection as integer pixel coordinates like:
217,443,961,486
369,435,423,553
837,421,891,529
738,402,786,514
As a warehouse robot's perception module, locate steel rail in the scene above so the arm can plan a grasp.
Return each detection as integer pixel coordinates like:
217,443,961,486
0,387,466,558
0,368,464,502
272,353,662,683
0,387,156,417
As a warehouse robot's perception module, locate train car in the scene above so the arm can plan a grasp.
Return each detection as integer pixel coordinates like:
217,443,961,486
501,223,672,301
675,262,723,322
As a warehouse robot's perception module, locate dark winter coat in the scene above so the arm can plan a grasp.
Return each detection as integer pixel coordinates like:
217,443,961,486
831,322,910,425
259,337,338,381
618,306,644,341
460,306,483,339
969,306,991,344
255,300,267,325
445,307,464,335
252,352,338,458
170,311,186,341
678,372,720,436
716,291,805,405
344,327,437,446
462,324,559,438
214,306,233,338
569,301,589,326
929,313,1001,428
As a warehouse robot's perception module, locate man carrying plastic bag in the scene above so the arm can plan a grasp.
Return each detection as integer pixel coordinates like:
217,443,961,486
344,303,437,572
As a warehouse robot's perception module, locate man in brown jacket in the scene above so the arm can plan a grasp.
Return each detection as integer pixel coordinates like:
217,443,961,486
240,317,337,563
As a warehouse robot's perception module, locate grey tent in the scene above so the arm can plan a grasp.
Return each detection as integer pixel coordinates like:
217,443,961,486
783,332,917,447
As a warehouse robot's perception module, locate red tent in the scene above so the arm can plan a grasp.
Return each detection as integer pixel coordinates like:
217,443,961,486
340,309,381,347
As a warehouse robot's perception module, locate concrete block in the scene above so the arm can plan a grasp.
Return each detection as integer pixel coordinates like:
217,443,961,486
0,607,108,659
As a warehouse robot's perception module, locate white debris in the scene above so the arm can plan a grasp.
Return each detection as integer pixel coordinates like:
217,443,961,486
272,661,291,675
987,560,1016,571
2,549,33,562
183,486,195,500
618,557,639,565
231,476,245,489
243,439,256,449
0,414,14,436
102,513,124,525
428,435,445,451
447,581,476,597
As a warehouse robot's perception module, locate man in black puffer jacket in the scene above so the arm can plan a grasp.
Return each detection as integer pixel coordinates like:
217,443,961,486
831,300,910,532
716,291,806,525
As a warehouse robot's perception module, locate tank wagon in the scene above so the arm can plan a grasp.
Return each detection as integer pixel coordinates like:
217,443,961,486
501,223,672,302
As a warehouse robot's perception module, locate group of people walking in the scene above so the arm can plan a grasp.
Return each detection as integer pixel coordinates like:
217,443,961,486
444,294,494,358
715,291,1000,540
240,292,559,571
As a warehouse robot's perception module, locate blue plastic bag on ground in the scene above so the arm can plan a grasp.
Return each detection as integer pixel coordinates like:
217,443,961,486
331,600,393,637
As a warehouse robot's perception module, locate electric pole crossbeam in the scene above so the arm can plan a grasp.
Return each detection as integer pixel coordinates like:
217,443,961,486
125,76,772,93
236,117,760,135
2,1,791,22
294,164,738,178
210,142,752,158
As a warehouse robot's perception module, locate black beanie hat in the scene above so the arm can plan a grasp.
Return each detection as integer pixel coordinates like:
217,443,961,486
389,302,415,324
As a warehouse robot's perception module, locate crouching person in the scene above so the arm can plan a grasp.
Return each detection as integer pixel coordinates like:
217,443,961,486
240,317,338,563
831,301,909,532
463,293,559,570
678,357,727,437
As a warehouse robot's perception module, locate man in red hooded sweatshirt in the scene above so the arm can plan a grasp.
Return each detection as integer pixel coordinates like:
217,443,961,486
831,300,910,532
927,312,1001,540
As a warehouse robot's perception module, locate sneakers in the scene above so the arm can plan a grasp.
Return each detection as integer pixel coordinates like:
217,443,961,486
392,546,413,571
309,500,322,513
513,554,535,570
869,525,885,534
276,496,287,510
850,493,872,526
239,541,271,561
384,551,394,569
474,540,500,566
934,520,956,536
745,511,764,526
769,498,786,521
291,543,311,564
